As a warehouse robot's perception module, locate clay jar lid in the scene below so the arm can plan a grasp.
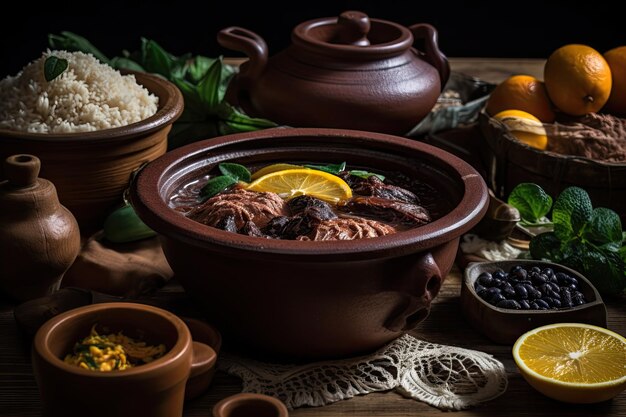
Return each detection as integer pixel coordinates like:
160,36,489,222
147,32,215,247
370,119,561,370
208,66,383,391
292,10,413,58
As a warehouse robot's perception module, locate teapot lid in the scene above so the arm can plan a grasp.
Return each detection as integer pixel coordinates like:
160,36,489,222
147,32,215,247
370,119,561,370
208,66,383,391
292,11,413,58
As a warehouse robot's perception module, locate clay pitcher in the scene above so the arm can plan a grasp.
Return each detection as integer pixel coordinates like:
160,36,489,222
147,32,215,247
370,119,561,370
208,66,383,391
0,154,80,301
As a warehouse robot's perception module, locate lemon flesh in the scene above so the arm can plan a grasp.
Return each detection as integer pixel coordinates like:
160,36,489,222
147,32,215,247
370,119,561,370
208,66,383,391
246,168,352,204
513,323,626,403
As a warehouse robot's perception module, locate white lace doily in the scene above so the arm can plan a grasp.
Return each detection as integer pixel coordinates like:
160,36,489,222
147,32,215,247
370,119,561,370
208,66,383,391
218,334,507,411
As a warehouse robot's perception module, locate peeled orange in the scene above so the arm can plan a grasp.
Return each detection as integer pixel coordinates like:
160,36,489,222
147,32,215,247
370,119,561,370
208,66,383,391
492,110,548,150
513,323,626,404
486,75,555,123
247,168,352,204
604,46,626,116
544,44,612,116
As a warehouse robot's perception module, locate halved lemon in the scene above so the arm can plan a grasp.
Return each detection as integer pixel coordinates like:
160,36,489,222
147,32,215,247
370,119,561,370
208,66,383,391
246,168,352,204
250,163,304,180
493,109,548,150
513,323,626,403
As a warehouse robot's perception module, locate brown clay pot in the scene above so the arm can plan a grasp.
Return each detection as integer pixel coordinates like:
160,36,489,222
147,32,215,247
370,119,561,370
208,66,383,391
0,72,184,231
213,393,289,417
218,11,449,135
0,154,80,301
32,303,217,417
130,128,488,359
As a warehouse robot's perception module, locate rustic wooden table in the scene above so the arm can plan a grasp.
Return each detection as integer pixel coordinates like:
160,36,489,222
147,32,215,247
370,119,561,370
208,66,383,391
1,59,624,417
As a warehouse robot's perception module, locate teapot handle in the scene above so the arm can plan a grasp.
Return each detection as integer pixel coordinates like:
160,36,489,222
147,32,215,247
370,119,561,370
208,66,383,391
217,27,268,90
408,23,450,90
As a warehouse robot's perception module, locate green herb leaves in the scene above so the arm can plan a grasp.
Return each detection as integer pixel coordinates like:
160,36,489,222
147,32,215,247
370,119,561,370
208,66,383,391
44,56,68,82
199,163,251,200
510,183,626,295
48,32,276,148
303,162,385,181
507,183,552,225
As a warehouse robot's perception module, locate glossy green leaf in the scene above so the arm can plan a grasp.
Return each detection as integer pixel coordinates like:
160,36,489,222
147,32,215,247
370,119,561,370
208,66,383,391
349,170,385,181
43,56,68,82
103,204,156,243
109,56,145,72
529,231,563,261
199,176,237,200
552,187,593,241
219,163,251,182
304,162,347,175
583,207,623,246
507,183,552,223
48,31,110,63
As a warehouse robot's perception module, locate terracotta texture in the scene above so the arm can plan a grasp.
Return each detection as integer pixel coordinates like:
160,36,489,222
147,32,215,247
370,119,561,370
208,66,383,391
461,260,607,344
130,128,488,359
0,72,184,231
32,303,216,417
0,154,80,301
213,393,289,417
218,11,449,135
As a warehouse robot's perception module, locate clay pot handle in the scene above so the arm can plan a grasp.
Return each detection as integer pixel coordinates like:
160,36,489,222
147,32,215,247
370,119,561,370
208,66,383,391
189,341,217,379
217,27,268,90
408,23,450,90
213,393,289,417
336,11,371,46
4,154,40,187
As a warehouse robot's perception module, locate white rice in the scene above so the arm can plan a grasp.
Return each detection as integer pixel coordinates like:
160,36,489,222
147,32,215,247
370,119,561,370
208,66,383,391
0,50,159,133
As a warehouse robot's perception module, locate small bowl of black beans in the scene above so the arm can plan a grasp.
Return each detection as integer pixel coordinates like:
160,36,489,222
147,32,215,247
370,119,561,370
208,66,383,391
461,260,607,344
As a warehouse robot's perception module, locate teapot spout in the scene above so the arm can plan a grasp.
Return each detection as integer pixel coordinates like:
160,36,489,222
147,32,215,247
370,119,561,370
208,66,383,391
217,27,268,91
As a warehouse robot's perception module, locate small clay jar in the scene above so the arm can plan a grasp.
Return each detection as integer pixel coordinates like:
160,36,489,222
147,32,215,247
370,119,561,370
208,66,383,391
213,393,289,417
0,154,80,301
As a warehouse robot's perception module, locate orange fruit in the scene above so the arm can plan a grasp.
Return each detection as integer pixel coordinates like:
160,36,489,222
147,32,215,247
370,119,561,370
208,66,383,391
603,46,626,116
246,168,352,204
486,75,556,123
492,110,548,150
513,323,626,404
544,44,612,116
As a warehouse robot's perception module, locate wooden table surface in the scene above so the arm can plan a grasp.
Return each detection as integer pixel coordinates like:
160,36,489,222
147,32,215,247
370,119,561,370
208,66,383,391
1,58,625,417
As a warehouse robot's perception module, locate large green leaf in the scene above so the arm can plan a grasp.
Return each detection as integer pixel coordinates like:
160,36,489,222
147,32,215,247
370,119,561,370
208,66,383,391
140,38,175,77
552,187,593,241
583,207,623,246
48,32,110,64
529,231,563,261
197,59,223,112
507,183,552,223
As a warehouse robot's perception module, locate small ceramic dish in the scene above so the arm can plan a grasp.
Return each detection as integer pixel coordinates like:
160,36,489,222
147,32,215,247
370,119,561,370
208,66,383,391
212,393,289,417
32,303,217,417
461,260,607,344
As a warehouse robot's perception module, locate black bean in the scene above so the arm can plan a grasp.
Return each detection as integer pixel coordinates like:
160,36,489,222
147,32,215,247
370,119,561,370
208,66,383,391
510,265,524,274
477,272,493,287
572,291,586,306
489,294,507,305
541,297,558,308
548,282,560,293
542,267,555,278
497,299,521,309
514,284,528,299
501,283,516,298
519,300,531,309
555,272,570,285
560,287,573,307
535,299,550,309
510,268,528,281
525,284,542,300
539,283,552,295
532,273,548,286
529,301,540,310
492,278,504,288
474,283,486,294
493,270,506,281
530,266,541,274
548,290,561,300
551,298,562,308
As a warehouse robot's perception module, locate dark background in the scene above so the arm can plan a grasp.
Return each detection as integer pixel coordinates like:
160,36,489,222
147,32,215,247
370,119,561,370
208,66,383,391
0,2,621,77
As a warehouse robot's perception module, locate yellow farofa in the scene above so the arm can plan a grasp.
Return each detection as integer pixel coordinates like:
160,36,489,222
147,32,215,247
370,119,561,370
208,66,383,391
64,325,166,372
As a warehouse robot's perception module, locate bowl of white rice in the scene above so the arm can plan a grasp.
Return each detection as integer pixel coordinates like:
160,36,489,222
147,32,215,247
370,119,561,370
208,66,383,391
0,50,184,230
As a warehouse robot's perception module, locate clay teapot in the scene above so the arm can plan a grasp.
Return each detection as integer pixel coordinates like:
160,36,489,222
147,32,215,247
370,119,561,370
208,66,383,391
218,11,449,135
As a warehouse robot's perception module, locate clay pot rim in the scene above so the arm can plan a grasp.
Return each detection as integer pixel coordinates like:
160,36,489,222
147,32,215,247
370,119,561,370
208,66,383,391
212,393,289,417
33,302,191,379
0,71,184,143
292,15,412,57
131,128,489,260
